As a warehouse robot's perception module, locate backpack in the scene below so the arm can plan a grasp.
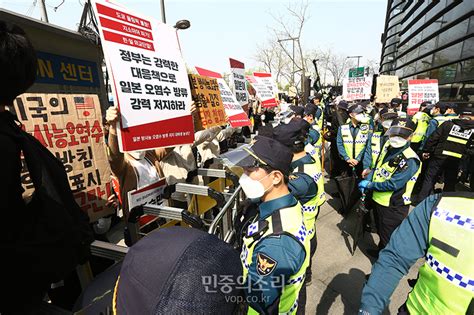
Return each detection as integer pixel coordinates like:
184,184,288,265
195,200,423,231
0,113,93,285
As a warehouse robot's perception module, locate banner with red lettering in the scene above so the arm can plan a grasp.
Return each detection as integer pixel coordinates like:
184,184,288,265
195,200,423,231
407,79,439,115
246,75,277,108
11,93,112,222
195,66,251,127
229,58,249,106
92,0,194,152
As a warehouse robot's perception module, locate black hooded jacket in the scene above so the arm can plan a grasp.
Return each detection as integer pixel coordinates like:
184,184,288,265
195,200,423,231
424,119,474,158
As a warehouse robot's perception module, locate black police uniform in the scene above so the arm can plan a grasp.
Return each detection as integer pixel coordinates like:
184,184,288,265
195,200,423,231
417,118,474,201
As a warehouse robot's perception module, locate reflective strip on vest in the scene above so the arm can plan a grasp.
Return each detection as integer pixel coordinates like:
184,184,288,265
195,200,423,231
371,131,382,169
447,136,468,145
341,124,369,159
442,150,462,158
412,112,430,143
407,195,474,314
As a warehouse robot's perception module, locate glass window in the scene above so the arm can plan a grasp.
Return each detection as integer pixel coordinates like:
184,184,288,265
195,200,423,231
433,42,463,67
430,63,458,84
419,36,438,57
456,58,474,82
469,16,474,35
443,0,473,24
461,37,474,59
405,46,420,64
424,0,447,21
437,19,469,48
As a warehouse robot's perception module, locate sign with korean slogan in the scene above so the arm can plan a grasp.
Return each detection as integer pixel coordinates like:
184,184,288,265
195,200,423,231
376,75,400,103
188,74,227,130
407,79,439,115
229,58,248,106
128,178,166,210
343,76,373,101
254,72,279,97
10,93,113,222
195,67,251,128
245,75,278,108
92,0,194,152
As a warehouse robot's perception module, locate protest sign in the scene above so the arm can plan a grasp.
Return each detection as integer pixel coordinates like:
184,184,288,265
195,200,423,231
254,72,279,97
407,79,439,115
246,75,278,108
195,67,251,127
229,58,249,106
128,178,166,210
376,75,400,103
343,76,373,101
92,0,194,152
11,93,112,222
188,74,227,130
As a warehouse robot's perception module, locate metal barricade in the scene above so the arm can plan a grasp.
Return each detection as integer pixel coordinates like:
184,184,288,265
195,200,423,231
208,185,243,243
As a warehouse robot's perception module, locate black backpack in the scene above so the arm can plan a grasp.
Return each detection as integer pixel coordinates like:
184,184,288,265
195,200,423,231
0,114,93,285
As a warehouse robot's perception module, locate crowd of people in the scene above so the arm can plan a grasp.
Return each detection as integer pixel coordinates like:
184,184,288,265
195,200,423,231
1,20,473,315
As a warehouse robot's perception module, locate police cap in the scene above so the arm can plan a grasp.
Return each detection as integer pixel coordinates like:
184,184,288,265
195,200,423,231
304,104,317,117
386,118,417,138
114,227,242,314
273,119,310,148
390,98,402,108
378,107,398,120
289,105,305,117
348,104,365,114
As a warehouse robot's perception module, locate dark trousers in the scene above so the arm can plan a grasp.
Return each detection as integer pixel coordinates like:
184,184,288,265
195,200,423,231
417,157,460,202
374,203,409,249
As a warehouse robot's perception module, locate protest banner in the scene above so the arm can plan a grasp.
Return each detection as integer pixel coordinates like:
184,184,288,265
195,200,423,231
11,93,112,222
92,0,194,152
229,58,249,106
188,74,227,130
246,75,278,108
376,75,400,103
343,76,373,101
128,178,167,210
195,67,251,127
407,79,439,115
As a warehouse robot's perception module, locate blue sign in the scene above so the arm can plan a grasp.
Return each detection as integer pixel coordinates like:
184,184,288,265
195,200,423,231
36,51,101,87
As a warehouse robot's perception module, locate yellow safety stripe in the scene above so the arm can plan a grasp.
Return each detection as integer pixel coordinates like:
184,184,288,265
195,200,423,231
442,150,462,158
446,136,467,145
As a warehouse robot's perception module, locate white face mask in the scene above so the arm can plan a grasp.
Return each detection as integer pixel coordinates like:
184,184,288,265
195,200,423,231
239,172,272,201
430,109,437,116
129,151,146,160
389,136,408,148
382,120,393,129
360,114,370,124
354,113,365,122
366,105,374,113
261,114,266,121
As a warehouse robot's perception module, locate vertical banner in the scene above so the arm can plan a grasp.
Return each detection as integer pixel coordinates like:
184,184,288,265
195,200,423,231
229,58,248,106
343,76,373,101
246,75,278,108
11,94,112,222
375,75,400,103
407,79,439,115
188,74,227,130
195,66,251,128
92,0,194,152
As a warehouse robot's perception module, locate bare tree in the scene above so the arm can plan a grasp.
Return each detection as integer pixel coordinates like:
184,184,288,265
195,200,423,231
326,54,355,86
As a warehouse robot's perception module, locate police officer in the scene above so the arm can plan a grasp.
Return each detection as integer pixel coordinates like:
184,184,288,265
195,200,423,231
230,137,309,314
416,104,474,202
336,103,371,176
389,98,407,118
303,104,322,156
308,93,324,131
410,101,433,152
273,119,326,287
358,118,422,250
359,192,474,315
362,107,398,176
420,102,459,150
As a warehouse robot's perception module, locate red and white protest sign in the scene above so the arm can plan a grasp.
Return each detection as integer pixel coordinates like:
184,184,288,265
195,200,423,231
92,0,194,152
246,75,278,108
127,178,167,210
407,79,439,115
229,58,248,106
254,72,279,96
343,76,373,101
195,67,251,127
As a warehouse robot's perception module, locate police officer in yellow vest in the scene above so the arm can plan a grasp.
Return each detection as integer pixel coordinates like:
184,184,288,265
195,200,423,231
362,107,398,175
337,104,371,176
228,136,309,314
358,118,422,250
410,101,433,153
273,119,326,288
416,104,474,202
359,192,474,315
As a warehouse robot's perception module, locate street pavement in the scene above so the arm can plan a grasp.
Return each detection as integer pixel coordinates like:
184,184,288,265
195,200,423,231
304,176,423,315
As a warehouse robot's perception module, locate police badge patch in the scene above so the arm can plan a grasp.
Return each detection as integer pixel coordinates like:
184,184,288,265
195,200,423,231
256,252,277,276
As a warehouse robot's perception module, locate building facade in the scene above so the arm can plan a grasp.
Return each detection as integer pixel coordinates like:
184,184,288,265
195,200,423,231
379,0,473,103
